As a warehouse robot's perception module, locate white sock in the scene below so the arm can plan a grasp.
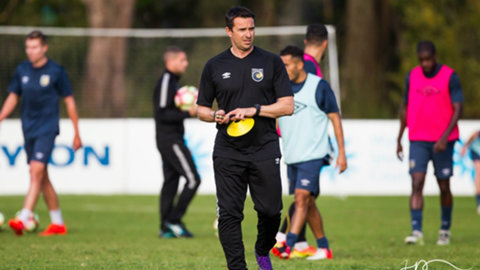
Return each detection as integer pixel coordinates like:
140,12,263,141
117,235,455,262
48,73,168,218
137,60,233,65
275,232,286,243
49,209,64,225
294,241,309,250
18,208,32,223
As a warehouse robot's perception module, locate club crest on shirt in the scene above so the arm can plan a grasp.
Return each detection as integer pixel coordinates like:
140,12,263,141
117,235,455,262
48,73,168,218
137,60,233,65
251,68,263,82
40,74,50,87
22,76,29,84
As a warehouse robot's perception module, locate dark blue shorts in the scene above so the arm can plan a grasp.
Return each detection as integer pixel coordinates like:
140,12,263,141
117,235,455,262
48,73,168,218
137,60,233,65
472,150,480,161
24,133,57,164
287,157,329,197
409,141,455,179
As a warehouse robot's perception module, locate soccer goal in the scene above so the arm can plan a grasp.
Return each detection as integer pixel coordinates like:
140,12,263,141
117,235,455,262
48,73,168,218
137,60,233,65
0,25,341,115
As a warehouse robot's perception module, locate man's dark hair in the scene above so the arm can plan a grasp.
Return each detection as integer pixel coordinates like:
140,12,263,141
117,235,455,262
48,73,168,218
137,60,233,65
26,30,47,45
163,46,184,63
280,45,304,62
417,40,436,55
225,6,255,30
305,24,328,45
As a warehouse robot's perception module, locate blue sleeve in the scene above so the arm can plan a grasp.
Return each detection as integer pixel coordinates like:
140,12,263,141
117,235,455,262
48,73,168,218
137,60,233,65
304,61,317,76
316,80,339,114
449,72,464,103
7,66,22,96
56,67,73,97
404,72,410,105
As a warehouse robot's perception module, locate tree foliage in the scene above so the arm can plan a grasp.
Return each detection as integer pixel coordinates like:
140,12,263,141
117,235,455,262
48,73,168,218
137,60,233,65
0,0,479,118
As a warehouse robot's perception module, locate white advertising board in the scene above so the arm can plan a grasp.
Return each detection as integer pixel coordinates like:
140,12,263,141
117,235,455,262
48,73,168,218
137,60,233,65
0,119,478,196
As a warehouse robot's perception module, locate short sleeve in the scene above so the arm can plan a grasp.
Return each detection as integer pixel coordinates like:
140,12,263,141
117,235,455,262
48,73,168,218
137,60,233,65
304,61,317,76
8,67,22,96
197,62,215,107
404,72,410,105
57,67,73,97
449,72,464,103
316,80,339,114
273,56,293,98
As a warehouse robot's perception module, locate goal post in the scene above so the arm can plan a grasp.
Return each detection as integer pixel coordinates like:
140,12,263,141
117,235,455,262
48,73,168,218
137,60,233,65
0,25,341,113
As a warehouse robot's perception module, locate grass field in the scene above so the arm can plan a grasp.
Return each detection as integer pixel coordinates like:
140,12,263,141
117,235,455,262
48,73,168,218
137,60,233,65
1,195,479,270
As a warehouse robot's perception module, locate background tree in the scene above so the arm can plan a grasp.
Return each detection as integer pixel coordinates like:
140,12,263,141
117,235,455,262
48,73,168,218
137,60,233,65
82,0,136,117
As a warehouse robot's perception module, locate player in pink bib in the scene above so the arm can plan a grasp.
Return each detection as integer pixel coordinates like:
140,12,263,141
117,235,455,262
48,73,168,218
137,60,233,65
396,41,463,246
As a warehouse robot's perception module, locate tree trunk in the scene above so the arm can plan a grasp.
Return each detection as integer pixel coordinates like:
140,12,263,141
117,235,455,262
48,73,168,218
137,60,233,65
342,0,393,118
82,0,135,117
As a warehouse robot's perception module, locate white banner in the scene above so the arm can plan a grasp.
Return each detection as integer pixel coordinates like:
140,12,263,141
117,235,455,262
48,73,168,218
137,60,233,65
0,119,478,196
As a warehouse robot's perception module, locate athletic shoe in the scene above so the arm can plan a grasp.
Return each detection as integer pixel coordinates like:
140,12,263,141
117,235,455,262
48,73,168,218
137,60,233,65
290,245,317,258
255,251,273,270
8,218,25,236
306,248,333,261
404,230,424,245
477,205,480,215
159,228,176,238
437,230,451,245
166,222,194,238
271,241,291,259
38,223,67,236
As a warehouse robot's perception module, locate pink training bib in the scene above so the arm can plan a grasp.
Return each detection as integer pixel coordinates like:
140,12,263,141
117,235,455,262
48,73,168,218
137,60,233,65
407,65,459,142
303,53,323,78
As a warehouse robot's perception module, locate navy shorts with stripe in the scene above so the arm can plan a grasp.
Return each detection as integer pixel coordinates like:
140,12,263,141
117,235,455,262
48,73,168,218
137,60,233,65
409,141,455,179
24,133,57,164
287,157,330,197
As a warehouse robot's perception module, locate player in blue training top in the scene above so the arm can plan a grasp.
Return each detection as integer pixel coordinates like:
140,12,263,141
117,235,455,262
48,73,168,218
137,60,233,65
273,23,331,259
273,45,347,261
0,31,82,236
461,130,480,214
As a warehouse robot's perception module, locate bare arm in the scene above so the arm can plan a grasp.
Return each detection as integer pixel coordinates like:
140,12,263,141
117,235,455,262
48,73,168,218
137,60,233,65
197,105,227,124
434,102,462,153
396,103,407,161
225,96,294,122
0,92,19,122
328,112,347,173
461,130,480,156
64,96,82,151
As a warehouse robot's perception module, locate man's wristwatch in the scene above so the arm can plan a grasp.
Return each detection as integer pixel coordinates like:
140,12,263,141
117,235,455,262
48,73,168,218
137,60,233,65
254,104,261,116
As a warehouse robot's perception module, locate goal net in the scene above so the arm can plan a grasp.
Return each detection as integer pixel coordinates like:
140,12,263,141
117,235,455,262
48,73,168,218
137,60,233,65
0,25,340,117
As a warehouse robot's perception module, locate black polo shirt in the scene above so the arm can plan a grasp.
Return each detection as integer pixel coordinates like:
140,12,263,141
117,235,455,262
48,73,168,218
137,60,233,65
198,46,293,161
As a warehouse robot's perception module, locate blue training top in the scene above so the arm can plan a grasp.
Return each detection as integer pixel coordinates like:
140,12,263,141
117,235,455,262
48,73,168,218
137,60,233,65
291,77,339,114
8,59,73,139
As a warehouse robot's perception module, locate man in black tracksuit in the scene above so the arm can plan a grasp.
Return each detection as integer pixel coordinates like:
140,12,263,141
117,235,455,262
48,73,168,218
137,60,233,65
197,7,294,270
154,46,200,238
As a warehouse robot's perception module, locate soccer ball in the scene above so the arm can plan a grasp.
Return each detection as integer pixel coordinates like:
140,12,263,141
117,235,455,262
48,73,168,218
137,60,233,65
0,212,5,231
15,211,40,232
174,85,198,111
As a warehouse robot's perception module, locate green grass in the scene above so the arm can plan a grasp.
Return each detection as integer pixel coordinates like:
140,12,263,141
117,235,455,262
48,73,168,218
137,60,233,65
1,195,479,270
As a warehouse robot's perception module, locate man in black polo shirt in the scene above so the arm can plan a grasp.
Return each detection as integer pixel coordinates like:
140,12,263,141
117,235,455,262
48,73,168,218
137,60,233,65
197,6,294,270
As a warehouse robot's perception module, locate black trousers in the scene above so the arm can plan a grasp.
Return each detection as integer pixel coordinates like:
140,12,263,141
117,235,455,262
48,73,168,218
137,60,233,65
157,140,201,229
214,156,282,270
